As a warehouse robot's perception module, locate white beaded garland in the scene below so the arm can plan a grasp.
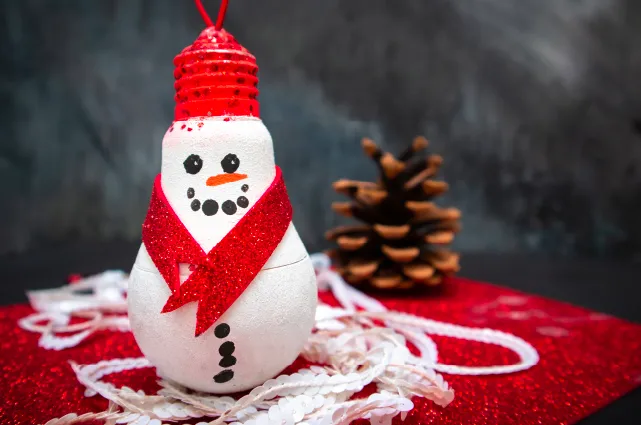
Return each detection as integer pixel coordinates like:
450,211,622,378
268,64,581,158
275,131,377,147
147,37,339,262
20,253,539,425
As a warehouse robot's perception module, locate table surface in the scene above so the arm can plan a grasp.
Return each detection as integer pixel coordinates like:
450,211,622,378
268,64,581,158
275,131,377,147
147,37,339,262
1,241,640,424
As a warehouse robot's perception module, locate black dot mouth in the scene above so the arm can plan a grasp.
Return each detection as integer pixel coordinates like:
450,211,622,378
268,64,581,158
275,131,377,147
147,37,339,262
202,199,219,216
237,196,249,209
222,200,237,215
189,190,250,216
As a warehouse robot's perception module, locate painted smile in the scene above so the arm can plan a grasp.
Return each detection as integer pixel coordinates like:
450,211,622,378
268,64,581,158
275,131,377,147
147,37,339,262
187,185,250,216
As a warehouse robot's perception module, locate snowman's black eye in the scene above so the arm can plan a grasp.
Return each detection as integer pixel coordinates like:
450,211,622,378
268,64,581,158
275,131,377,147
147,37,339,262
183,154,203,174
221,153,240,173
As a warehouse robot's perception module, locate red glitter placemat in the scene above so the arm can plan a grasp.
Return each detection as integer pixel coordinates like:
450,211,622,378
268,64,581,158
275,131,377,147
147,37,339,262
1,277,640,425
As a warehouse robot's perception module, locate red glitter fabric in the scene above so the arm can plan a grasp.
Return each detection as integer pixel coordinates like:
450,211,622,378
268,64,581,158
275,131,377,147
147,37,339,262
142,167,292,336
173,27,259,120
1,278,641,425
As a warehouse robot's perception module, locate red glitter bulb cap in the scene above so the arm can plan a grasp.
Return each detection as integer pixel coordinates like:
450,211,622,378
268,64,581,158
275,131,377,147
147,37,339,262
173,27,259,120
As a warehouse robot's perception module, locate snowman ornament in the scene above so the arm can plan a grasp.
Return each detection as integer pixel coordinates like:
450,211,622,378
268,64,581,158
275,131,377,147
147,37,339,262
128,7,317,394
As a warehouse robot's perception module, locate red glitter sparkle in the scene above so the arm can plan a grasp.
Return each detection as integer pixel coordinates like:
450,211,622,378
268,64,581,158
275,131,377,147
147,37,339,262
172,26,260,120
142,167,292,336
1,279,641,424
67,274,83,284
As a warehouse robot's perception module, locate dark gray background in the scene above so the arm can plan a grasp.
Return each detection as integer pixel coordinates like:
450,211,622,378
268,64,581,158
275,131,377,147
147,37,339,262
2,0,641,259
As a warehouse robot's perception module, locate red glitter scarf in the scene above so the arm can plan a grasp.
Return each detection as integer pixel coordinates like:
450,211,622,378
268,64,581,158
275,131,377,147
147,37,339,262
142,167,292,336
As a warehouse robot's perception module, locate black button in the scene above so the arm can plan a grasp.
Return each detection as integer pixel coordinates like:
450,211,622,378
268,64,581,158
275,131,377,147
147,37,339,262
219,341,235,356
219,356,237,367
213,369,234,383
214,323,230,338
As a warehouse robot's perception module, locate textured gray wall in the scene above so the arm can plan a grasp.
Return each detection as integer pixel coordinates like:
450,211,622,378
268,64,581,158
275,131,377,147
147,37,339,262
1,0,640,258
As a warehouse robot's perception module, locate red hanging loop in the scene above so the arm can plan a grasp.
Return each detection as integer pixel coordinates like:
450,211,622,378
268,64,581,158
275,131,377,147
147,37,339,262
194,0,229,30
215,0,229,30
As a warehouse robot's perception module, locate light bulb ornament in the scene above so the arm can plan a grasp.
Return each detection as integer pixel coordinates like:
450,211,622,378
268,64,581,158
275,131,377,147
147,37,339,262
126,0,318,393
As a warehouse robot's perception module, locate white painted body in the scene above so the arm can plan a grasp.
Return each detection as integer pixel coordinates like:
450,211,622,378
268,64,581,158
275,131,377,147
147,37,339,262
128,117,318,393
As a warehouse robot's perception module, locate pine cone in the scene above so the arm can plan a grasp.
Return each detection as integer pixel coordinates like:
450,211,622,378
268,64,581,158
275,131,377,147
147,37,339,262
326,136,461,290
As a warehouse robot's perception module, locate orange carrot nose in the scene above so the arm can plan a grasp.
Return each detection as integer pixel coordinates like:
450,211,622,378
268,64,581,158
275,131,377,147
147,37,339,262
206,173,248,186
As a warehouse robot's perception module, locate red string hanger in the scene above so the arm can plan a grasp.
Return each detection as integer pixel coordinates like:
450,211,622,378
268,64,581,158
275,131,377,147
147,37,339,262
195,0,229,29
174,0,259,120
